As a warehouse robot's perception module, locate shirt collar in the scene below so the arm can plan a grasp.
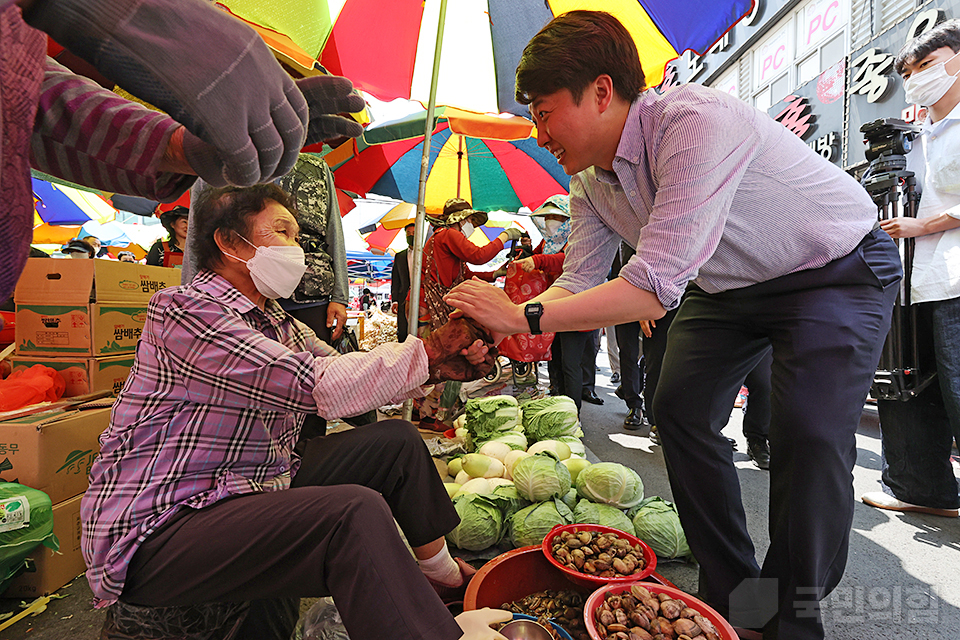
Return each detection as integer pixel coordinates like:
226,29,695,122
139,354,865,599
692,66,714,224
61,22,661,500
922,99,960,135
595,95,648,185
192,269,289,327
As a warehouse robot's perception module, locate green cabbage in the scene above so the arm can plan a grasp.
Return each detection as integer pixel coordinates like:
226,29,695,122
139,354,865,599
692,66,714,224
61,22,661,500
557,435,586,458
575,462,644,509
509,499,573,547
573,499,636,536
445,493,503,551
512,453,571,502
631,497,691,559
521,396,582,442
490,484,531,520
561,487,579,511
477,430,528,452
466,396,522,442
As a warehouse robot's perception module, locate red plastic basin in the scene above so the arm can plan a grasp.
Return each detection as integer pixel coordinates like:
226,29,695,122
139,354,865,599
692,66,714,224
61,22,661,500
464,546,592,611
542,524,657,588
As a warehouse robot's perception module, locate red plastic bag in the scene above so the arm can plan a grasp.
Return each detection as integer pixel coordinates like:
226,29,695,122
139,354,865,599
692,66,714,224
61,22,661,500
0,365,66,412
498,262,555,362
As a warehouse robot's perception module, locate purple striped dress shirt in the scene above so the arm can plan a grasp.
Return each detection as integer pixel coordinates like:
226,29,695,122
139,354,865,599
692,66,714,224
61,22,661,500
555,84,877,310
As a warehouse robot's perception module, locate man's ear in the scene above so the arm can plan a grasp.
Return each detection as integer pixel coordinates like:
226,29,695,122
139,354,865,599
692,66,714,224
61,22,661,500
595,74,615,114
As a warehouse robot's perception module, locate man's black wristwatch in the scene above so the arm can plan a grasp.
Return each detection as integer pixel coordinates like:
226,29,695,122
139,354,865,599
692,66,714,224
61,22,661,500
525,302,544,335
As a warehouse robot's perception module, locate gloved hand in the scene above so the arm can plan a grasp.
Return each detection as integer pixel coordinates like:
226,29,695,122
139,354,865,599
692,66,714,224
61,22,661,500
421,317,498,384
25,0,358,187
455,608,511,640
181,76,364,187
502,227,523,242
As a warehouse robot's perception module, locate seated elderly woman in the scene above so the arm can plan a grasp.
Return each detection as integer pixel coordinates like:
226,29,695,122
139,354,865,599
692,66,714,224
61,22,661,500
81,183,508,640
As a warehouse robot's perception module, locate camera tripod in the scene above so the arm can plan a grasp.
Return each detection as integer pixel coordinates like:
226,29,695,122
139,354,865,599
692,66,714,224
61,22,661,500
863,166,936,401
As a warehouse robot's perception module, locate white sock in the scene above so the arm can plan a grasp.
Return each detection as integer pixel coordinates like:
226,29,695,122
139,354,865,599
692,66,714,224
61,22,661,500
419,546,462,586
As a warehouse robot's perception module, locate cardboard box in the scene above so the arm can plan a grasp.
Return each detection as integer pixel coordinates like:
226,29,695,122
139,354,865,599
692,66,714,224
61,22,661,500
13,259,177,357
3,494,85,597
14,258,181,304
10,355,135,397
15,303,147,357
0,408,109,505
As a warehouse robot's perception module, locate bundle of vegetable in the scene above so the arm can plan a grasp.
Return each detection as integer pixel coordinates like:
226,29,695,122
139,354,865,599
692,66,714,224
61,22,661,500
509,499,573,547
491,483,531,519
465,395,522,441
572,499,636,536
521,396,582,442
446,493,504,551
630,497,692,560
512,453,572,502
575,462,645,509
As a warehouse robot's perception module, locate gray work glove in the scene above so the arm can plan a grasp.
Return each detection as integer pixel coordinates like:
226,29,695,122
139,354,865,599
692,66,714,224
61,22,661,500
25,0,361,187
502,227,524,242
182,77,364,187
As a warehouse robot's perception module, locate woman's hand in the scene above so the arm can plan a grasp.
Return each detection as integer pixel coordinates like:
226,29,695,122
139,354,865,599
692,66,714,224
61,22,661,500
515,257,536,272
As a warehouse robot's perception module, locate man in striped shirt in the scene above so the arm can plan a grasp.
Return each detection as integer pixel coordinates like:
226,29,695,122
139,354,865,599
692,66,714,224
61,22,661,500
446,11,901,640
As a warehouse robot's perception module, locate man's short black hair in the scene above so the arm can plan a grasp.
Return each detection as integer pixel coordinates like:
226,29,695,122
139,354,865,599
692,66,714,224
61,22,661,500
516,10,645,106
404,223,416,232
192,184,298,272
896,19,960,75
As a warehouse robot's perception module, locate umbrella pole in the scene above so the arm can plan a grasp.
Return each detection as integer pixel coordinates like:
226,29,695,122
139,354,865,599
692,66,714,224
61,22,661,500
404,0,449,423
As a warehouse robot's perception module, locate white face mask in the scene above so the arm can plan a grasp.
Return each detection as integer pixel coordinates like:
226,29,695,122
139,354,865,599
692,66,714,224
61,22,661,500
460,221,475,238
223,236,307,300
904,50,960,106
544,219,563,236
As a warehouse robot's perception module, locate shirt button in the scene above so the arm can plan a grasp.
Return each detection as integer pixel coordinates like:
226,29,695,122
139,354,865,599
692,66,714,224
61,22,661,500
630,190,637,197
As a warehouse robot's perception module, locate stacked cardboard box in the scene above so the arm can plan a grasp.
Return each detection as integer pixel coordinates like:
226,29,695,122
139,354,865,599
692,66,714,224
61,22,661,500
0,408,111,596
12,259,180,396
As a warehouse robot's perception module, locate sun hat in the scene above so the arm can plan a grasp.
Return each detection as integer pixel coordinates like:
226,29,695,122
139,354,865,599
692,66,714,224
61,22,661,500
426,198,488,227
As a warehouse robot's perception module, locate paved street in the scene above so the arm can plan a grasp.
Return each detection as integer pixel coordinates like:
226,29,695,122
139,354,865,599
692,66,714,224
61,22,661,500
2,343,959,639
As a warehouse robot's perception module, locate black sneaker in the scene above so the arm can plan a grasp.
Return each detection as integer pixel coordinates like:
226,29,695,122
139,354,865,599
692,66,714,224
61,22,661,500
747,439,770,470
649,424,660,444
624,408,644,430
610,372,621,383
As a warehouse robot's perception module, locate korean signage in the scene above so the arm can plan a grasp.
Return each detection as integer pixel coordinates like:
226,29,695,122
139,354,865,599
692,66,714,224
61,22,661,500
768,58,846,165
844,3,958,167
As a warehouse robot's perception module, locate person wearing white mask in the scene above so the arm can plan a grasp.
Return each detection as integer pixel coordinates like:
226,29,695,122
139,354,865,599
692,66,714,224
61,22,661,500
80,183,508,640
414,197,523,430
862,20,960,519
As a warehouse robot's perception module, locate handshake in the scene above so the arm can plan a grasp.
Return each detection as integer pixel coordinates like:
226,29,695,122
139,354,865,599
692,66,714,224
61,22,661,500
421,318,499,385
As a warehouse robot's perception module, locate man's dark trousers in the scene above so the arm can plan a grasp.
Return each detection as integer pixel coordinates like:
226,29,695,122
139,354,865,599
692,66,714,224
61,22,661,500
654,229,901,640
615,322,644,411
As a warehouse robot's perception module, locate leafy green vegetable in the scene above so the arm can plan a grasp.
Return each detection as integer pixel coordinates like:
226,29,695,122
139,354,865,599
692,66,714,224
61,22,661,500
446,493,503,551
631,497,691,559
466,396,522,442
573,499,636,536
477,431,528,452
491,484,531,520
521,396,582,442
560,488,579,511
556,436,586,458
512,453,572,502
509,499,573,547
575,462,644,509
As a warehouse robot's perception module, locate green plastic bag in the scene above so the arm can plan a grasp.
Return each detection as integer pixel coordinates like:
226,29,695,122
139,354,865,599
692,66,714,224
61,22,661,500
0,483,59,592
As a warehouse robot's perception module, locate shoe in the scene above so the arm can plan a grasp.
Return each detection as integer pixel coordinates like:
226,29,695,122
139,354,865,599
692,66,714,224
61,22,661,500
427,558,478,605
614,385,624,400
649,424,661,445
861,492,959,517
746,439,770,470
610,372,621,384
418,417,447,432
727,437,738,450
623,408,644,430
582,390,604,405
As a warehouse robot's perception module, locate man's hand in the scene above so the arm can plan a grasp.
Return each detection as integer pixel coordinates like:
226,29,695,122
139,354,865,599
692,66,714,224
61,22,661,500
640,319,656,339
455,608,510,640
879,217,927,238
444,278,525,336
327,302,347,341
516,257,536,273
391,302,399,314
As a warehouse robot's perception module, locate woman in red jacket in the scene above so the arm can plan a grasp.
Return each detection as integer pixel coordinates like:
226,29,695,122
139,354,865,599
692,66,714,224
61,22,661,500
416,198,522,428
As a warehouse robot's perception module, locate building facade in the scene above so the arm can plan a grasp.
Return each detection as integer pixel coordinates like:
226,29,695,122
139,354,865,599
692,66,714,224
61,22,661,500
665,0,960,169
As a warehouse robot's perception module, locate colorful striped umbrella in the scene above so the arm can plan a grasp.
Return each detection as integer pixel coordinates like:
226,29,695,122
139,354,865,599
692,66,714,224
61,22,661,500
316,0,755,116
334,107,569,215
